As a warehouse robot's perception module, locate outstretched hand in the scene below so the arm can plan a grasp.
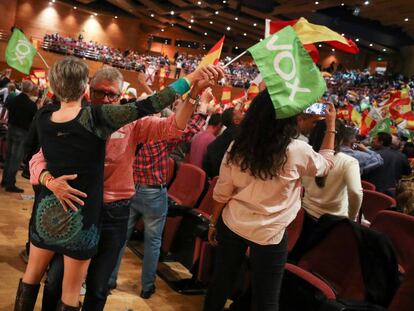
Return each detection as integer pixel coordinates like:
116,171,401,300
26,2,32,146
46,174,87,212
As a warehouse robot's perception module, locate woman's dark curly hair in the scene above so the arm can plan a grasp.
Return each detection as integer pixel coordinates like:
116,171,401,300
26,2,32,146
227,90,298,180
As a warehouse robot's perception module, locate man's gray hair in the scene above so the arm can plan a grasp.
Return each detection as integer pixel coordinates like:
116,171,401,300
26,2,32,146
90,66,124,92
49,57,89,102
21,80,37,94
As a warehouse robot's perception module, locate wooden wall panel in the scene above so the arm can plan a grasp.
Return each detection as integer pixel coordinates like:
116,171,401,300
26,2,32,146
0,0,18,32
13,0,145,51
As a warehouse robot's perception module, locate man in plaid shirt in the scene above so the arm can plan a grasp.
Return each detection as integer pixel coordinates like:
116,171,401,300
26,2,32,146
110,110,206,299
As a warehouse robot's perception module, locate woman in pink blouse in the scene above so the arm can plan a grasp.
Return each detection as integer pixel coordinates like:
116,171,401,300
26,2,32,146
203,90,336,311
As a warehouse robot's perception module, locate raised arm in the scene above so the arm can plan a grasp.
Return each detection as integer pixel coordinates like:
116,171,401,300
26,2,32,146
85,65,224,140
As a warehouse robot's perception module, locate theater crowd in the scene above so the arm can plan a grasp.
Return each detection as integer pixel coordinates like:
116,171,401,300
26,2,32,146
1,34,414,311
43,33,258,88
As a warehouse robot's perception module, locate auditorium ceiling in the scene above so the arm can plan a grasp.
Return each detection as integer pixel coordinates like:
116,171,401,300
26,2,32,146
68,0,414,53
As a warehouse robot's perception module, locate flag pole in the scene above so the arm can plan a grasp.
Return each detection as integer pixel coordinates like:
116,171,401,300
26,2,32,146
223,50,248,68
37,51,49,69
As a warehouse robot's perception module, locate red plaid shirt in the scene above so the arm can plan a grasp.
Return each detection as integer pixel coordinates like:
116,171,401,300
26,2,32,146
133,113,206,185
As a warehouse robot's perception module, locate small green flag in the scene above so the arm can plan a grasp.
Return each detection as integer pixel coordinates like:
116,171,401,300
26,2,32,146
369,118,392,137
5,29,37,75
247,26,326,119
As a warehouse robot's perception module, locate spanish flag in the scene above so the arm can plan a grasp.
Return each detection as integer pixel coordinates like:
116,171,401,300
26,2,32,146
247,83,259,100
360,111,377,136
198,36,225,67
400,112,414,130
264,18,359,64
349,106,362,127
33,69,46,79
221,86,232,105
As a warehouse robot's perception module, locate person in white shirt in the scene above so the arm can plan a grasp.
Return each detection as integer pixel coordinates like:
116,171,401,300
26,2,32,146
302,120,363,221
203,90,336,311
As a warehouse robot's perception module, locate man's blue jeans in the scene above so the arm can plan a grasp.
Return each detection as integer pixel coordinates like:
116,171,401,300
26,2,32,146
110,185,168,292
1,125,28,188
41,199,130,311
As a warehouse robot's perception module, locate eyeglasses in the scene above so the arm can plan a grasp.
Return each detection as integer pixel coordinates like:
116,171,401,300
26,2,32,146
91,88,121,101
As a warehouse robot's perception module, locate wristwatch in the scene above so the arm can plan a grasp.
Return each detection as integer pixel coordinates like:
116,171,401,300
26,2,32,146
188,95,199,106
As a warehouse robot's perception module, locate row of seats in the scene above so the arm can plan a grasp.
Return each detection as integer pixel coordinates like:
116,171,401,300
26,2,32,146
133,159,414,310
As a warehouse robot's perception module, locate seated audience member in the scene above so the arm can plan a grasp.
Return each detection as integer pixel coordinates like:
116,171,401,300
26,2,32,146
302,120,363,220
189,113,222,168
203,108,243,178
340,126,384,175
363,132,412,195
204,91,336,311
396,177,414,216
402,142,414,159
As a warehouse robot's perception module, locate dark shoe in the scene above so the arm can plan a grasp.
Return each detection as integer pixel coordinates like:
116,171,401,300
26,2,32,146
14,279,40,311
56,300,80,310
6,185,24,193
140,286,155,299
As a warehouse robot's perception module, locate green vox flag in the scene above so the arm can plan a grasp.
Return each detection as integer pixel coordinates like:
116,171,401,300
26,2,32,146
5,29,37,75
247,26,326,119
369,118,392,137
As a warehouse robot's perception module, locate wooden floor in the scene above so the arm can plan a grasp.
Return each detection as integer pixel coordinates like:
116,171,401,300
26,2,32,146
0,170,204,310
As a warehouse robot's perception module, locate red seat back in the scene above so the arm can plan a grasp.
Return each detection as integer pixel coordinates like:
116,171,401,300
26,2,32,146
361,180,376,191
358,190,396,223
372,211,414,311
371,211,414,272
168,163,206,207
287,208,305,252
166,157,176,187
298,222,365,301
197,176,219,215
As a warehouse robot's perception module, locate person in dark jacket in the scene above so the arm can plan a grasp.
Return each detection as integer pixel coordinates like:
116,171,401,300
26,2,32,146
363,132,411,195
1,80,38,192
202,108,243,178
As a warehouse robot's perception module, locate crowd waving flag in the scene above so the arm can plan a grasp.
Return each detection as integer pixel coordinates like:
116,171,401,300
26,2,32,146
5,28,37,75
247,26,326,119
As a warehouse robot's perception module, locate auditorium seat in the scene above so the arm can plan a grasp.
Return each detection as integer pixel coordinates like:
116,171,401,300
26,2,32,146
161,163,206,254
358,190,396,224
166,157,176,187
361,180,376,191
190,177,219,284
280,220,396,310
371,211,414,311
286,208,305,252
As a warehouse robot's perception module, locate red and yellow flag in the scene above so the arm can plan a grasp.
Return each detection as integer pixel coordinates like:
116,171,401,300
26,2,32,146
247,83,259,100
349,106,362,127
198,36,225,67
33,69,46,79
360,111,377,136
221,86,232,105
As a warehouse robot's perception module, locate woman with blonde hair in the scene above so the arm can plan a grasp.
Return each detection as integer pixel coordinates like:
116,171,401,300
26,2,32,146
14,57,223,310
